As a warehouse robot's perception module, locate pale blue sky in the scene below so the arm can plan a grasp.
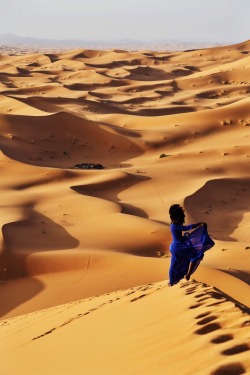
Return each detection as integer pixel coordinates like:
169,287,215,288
1,0,249,43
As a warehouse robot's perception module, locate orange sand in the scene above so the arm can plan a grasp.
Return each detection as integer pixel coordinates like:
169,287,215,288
0,40,249,374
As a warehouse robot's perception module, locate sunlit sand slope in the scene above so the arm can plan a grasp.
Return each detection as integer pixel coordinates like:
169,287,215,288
0,41,250,318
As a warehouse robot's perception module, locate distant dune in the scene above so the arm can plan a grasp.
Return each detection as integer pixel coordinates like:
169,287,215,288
0,33,222,54
0,40,249,375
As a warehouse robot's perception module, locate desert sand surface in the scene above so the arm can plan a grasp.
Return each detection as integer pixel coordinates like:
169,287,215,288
0,40,250,374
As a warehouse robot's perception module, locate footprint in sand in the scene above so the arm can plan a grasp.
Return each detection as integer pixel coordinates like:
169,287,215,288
221,343,249,356
195,311,212,319
125,291,136,296
182,285,191,290
210,362,246,375
139,285,152,292
130,294,147,302
189,303,204,309
196,315,218,325
185,288,199,295
195,293,207,298
195,322,221,335
182,280,202,294
210,334,234,344
32,328,56,340
208,291,227,300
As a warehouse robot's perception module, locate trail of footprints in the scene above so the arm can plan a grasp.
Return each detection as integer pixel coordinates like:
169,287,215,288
181,280,250,375
0,282,164,342
31,283,165,339
0,280,249,374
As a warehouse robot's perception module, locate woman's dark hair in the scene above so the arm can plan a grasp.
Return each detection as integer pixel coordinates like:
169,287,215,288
169,204,185,225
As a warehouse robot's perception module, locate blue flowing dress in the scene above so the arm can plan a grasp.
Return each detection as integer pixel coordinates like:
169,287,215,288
169,223,215,285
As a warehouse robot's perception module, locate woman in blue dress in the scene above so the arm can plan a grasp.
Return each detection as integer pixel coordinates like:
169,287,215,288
168,204,215,286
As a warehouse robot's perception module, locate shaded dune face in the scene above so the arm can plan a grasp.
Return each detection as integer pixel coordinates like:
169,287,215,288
0,111,142,168
185,178,250,241
0,40,250,319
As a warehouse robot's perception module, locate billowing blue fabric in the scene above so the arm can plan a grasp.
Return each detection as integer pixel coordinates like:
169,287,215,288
169,224,215,285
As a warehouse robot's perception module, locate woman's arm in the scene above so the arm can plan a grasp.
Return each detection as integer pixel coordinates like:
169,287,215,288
178,222,205,231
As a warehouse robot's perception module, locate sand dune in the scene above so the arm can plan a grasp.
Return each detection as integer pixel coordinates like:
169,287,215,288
0,40,249,374
1,280,249,375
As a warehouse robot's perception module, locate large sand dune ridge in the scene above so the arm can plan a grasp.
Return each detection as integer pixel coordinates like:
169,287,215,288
0,40,249,374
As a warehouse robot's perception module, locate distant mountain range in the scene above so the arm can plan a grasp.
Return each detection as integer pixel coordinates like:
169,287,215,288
0,33,222,51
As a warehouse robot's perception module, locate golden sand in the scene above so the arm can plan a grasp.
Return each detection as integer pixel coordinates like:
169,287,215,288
0,41,249,374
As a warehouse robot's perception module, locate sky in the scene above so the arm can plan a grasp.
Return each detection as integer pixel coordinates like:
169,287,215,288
0,0,250,44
